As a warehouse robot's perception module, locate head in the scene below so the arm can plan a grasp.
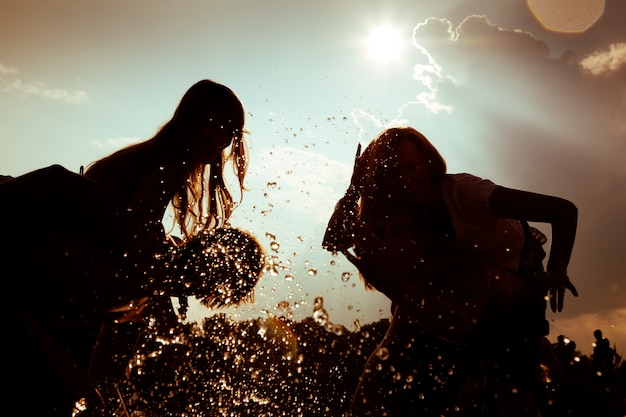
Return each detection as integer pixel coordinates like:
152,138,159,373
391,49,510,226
340,127,446,290
170,79,246,165
170,227,265,308
165,80,250,236
594,329,603,340
357,126,446,224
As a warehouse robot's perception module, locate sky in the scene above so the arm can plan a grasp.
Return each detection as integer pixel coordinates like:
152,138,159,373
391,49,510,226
1,0,625,356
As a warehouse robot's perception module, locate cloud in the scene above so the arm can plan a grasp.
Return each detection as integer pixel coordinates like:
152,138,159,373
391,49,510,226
411,15,550,77
407,15,552,115
580,42,626,78
0,62,19,75
406,14,624,152
0,64,88,104
370,14,626,325
454,15,550,59
350,108,385,141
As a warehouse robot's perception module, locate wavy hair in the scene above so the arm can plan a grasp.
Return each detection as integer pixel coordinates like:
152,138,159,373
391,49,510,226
351,127,446,290
85,79,249,239
356,126,446,225
169,80,249,236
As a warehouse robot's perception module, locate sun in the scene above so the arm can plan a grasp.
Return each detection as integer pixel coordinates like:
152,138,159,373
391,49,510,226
365,24,406,64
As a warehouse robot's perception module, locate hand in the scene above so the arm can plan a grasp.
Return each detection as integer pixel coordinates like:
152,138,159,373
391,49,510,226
322,195,358,251
322,143,363,252
545,270,578,312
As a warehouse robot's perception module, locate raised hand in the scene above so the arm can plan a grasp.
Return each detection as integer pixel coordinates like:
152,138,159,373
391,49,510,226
545,270,578,312
322,143,362,252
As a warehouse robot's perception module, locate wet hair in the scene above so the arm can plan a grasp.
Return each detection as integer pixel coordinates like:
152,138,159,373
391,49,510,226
352,127,447,290
85,79,249,238
168,79,249,235
356,127,446,198
356,126,446,224
169,227,265,308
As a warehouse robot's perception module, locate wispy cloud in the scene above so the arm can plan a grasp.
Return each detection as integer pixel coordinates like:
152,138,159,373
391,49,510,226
0,62,19,74
0,62,88,104
405,15,552,117
580,42,626,78
350,108,385,142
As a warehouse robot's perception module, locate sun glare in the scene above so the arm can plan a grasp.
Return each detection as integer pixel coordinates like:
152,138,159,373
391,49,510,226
365,24,406,64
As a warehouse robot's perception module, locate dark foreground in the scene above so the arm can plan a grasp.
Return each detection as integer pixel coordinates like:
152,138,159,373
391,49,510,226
101,315,625,417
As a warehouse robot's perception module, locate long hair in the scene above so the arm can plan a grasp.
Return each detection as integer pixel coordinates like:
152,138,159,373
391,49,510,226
352,127,446,290
169,80,249,236
86,79,249,239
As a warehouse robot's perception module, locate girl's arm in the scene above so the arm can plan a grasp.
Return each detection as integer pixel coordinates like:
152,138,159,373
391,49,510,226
489,186,578,312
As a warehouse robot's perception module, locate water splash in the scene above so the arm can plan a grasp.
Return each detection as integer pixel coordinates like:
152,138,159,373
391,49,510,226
312,296,346,335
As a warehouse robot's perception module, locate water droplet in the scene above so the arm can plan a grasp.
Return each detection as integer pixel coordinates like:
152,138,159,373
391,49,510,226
312,297,328,326
276,300,290,311
376,347,390,360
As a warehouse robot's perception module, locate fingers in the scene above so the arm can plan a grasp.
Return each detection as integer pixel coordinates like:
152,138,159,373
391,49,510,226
549,289,557,313
548,282,578,312
322,203,355,251
349,143,363,187
548,288,565,312
559,281,578,312
546,270,578,312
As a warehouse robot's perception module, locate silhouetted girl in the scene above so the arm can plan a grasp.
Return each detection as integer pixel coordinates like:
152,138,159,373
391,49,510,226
324,126,578,416
1,79,261,416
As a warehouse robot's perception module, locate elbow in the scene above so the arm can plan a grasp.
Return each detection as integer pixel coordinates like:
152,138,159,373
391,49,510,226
563,198,578,223
553,197,577,229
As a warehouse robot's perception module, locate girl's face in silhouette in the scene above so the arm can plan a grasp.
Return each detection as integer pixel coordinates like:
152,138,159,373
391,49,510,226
191,107,243,164
388,138,430,205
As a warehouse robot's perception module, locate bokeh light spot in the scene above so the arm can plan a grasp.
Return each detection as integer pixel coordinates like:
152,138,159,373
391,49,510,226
527,0,604,33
